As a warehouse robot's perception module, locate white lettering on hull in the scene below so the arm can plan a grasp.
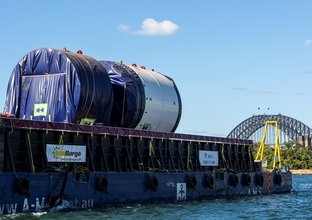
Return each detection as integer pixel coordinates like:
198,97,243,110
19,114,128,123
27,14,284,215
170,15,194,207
82,199,94,208
2,197,94,215
0,203,17,214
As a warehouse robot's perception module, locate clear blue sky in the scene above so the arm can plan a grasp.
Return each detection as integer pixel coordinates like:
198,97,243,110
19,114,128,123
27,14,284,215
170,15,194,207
1,0,312,137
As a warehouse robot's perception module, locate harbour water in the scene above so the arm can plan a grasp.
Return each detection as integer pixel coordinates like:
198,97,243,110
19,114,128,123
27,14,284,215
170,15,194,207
1,175,310,220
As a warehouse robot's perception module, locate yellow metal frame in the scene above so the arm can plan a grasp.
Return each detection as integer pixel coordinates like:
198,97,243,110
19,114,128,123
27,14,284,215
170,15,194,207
255,120,282,169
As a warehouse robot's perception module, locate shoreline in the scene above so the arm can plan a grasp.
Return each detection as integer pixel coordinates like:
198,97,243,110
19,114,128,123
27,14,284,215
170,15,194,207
290,169,312,175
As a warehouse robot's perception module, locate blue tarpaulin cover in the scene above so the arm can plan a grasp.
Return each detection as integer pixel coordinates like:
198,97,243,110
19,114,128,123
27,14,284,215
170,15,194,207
4,48,113,125
99,61,145,128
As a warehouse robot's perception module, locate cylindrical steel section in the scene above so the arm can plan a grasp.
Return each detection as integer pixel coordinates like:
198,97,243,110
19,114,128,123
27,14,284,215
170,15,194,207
100,61,182,132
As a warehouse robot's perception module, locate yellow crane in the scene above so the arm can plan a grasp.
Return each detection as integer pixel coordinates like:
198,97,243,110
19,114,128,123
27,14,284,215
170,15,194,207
255,120,282,170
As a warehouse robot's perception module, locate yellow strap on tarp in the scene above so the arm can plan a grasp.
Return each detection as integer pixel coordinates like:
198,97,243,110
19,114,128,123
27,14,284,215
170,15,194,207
221,144,234,172
27,132,35,172
248,147,253,171
149,141,154,157
187,143,192,170
149,141,162,168
59,133,63,145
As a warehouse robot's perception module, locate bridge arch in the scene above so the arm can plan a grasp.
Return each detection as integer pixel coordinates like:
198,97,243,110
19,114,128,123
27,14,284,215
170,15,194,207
227,114,312,144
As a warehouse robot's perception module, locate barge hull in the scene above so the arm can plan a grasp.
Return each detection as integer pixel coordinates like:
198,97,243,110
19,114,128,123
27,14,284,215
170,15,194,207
0,118,292,215
0,172,292,214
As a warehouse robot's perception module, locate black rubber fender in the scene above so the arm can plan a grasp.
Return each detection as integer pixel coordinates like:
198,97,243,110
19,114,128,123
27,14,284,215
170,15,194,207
241,173,251,186
204,174,214,189
273,174,282,186
228,174,238,187
187,175,197,189
15,176,30,195
97,176,108,191
147,175,159,192
254,173,264,186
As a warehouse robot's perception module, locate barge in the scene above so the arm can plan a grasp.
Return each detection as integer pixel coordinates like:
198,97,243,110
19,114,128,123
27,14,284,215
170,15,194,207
0,48,292,215
0,117,292,215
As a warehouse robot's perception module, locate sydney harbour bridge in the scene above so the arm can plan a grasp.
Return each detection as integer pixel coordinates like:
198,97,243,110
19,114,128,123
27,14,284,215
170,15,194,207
227,114,312,147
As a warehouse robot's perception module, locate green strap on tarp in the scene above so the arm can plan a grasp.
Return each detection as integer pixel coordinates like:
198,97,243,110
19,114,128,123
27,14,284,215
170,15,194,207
80,118,96,125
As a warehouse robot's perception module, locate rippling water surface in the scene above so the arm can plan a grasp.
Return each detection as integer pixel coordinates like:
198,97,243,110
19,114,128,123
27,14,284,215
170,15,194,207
1,175,311,220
